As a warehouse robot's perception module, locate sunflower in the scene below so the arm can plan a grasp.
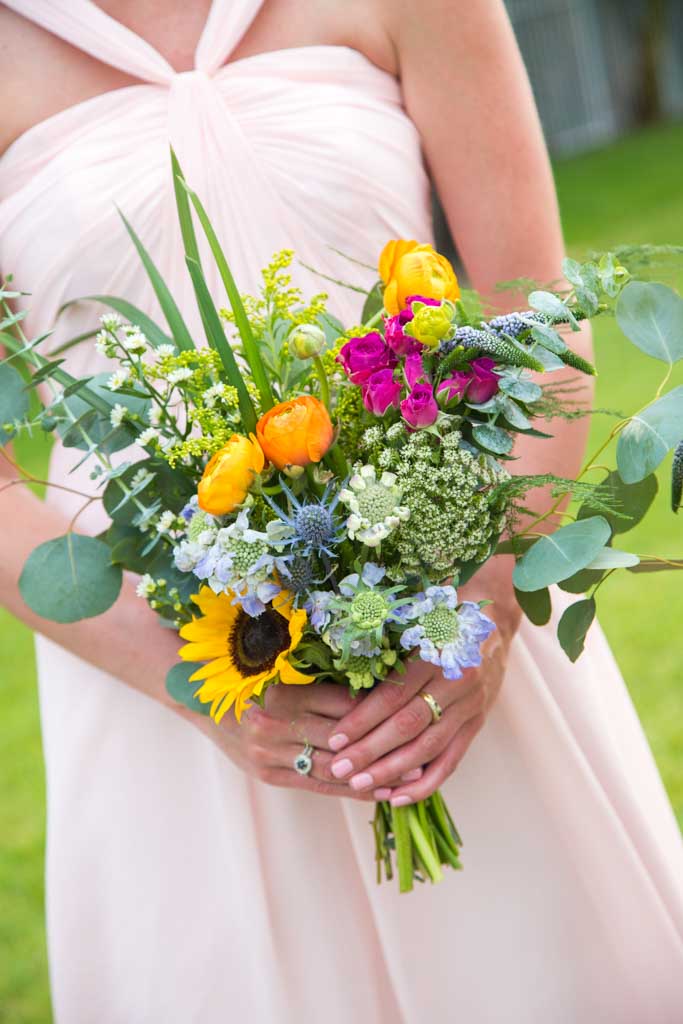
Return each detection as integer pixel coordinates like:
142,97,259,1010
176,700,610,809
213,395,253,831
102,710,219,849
178,587,312,722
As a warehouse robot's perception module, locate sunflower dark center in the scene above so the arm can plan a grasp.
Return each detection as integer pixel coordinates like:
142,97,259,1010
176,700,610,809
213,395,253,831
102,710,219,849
229,607,291,676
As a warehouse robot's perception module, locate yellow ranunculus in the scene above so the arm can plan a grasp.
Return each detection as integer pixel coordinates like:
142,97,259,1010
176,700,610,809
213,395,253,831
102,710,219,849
256,395,334,471
197,433,264,515
378,238,460,315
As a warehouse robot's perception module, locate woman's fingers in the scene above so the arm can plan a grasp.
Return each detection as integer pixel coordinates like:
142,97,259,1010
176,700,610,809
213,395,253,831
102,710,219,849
386,712,486,806
347,685,486,794
258,767,379,802
328,659,437,756
265,681,359,722
329,680,451,781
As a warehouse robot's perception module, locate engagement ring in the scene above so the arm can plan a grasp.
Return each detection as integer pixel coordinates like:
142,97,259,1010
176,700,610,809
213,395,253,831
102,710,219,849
420,692,443,724
294,742,314,776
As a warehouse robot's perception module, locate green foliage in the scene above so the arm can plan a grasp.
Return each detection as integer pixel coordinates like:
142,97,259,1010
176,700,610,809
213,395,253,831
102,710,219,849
361,279,383,322
672,441,683,513
118,209,195,352
616,385,683,483
59,295,172,349
616,281,683,364
19,535,123,623
577,470,658,535
512,516,611,592
557,597,596,662
166,662,211,716
0,362,29,442
514,585,552,626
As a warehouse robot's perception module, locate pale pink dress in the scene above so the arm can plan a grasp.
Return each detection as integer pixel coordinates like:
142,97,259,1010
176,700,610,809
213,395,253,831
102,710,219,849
1,2,682,1022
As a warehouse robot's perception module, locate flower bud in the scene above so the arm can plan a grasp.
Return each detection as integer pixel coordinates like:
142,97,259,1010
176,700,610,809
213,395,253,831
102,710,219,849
288,323,327,360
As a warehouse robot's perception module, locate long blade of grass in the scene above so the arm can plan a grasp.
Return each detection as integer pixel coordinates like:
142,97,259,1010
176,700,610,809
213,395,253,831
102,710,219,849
170,148,201,268
118,209,195,352
179,180,274,410
184,256,256,434
59,295,172,350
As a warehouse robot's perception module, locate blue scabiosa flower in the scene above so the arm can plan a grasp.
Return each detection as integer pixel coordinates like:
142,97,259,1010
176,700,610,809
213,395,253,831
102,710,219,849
323,563,411,664
400,585,496,679
264,479,345,558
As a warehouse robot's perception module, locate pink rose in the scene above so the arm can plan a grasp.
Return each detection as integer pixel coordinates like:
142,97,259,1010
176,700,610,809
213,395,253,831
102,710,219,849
398,295,442,325
362,369,402,416
438,357,500,405
384,314,421,357
405,351,427,388
400,383,439,429
337,332,396,385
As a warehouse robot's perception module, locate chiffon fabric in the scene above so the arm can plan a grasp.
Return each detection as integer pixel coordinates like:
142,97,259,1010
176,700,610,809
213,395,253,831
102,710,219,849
1,2,682,1021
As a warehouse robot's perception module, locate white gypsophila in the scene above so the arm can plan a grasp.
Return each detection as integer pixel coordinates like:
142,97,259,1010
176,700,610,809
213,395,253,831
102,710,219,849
167,368,193,385
135,573,156,598
138,427,159,446
100,313,123,332
156,510,177,534
107,368,130,391
109,403,128,427
159,434,176,453
338,464,410,548
148,405,163,426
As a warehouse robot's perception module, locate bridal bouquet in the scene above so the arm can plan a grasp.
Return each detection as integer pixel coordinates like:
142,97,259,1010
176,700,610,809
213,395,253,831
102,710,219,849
3,154,683,892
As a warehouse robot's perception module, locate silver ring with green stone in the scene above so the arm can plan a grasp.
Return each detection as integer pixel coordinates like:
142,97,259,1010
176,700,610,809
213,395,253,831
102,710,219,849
294,742,314,776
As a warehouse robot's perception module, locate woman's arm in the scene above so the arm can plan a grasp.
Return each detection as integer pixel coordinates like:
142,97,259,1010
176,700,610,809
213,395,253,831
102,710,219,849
327,0,594,803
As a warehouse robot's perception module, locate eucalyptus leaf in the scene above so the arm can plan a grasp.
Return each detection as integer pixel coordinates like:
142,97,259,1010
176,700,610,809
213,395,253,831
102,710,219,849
19,534,122,623
471,423,514,455
530,323,567,353
500,396,531,430
577,469,658,534
557,597,596,662
514,586,551,626
615,282,683,364
529,291,579,329
557,568,605,594
585,547,640,569
616,386,683,483
528,344,565,371
166,662,211,716
561,257,584,288
512,516,611,592
498,377,542,403
0,363,30,442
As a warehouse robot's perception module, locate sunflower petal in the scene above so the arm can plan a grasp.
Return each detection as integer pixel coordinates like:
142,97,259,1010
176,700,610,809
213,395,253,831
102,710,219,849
277,656,314,686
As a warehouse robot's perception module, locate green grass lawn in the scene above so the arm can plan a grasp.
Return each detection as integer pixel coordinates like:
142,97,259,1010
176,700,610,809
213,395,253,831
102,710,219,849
2,120,683,1021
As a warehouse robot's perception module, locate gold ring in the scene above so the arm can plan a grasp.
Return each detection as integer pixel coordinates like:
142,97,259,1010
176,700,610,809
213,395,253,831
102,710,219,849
420,692,443,724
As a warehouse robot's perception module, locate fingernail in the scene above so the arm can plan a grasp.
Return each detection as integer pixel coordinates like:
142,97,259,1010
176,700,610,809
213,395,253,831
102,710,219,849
401,768,423,782
329,733,349,752
374,788,392,800
349,772,374,791
391,795,412,807
331,758,353,779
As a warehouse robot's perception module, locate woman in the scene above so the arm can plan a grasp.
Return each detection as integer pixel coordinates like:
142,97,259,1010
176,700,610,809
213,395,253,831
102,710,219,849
1,1,682,1020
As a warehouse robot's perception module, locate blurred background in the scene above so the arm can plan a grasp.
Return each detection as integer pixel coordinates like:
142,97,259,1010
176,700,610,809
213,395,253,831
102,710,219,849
1,1,683,1020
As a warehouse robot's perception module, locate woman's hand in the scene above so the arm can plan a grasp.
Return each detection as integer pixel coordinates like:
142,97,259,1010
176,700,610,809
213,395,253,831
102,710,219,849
191,681,415,802
327,561,522,806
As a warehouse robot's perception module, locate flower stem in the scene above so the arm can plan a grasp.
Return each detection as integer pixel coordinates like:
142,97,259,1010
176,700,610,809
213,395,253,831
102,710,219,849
312,355,330,410
407,806,443,884
391,804,415,893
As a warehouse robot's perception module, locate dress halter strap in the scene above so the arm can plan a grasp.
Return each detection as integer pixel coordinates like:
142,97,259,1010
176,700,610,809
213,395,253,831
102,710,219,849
5,0,267,84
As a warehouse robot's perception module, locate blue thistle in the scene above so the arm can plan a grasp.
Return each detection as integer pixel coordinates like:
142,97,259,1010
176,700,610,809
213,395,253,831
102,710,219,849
265,479,345,558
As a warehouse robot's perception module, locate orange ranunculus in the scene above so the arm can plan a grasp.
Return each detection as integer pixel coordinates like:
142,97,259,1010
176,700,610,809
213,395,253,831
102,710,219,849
256,396,334,471
378,239,460,315
197,433,265,515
